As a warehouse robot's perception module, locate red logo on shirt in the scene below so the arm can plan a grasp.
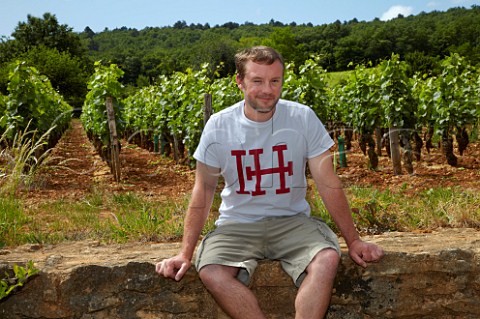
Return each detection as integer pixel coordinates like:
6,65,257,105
231,145,293,196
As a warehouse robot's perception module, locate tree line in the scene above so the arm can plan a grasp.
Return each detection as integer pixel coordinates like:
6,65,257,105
0,6,479,110
82,6,480,82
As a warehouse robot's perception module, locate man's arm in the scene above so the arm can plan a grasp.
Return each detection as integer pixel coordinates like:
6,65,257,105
156,161,219,280
308,151,384,267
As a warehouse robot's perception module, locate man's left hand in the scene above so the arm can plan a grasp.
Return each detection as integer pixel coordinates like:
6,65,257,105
348,239,384,268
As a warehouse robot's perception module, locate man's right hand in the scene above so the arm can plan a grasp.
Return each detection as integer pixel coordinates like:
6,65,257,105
155,255,191,281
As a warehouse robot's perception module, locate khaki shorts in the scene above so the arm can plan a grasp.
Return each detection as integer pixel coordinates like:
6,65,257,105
195,213,341,287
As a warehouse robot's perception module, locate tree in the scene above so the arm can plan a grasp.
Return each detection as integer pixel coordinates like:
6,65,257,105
12,13,86,58
0,13,91,108
76,6,480,85
263,27,306,68
173,20,187,29
405,51,440,77
190,36,238,78
81,26,98,51
18,46,89,109
334,35,366,70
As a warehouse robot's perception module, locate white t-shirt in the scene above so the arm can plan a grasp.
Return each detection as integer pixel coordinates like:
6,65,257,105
193,99,334,226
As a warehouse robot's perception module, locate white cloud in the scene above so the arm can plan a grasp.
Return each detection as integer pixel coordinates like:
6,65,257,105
381,5,414,21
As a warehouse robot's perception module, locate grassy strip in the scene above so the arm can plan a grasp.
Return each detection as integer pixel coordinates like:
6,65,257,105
0,188,220,248
310,185,480,234
0,197,30,247
1,185,479,248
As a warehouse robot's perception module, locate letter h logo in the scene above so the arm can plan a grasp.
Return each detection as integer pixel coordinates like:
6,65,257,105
231,145,293,196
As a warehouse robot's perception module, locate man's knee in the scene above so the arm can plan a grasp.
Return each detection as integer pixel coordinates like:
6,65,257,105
198,264,218,286
198,264,239,288
308,248,341,274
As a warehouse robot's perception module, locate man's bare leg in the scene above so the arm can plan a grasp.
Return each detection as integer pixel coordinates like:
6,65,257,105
199,264,267,319
295,249,340,319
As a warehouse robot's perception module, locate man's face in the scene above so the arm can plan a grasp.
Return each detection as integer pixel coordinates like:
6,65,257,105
236,60,283,121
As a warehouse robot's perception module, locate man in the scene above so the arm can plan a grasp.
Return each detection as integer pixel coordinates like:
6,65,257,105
156,46,384,319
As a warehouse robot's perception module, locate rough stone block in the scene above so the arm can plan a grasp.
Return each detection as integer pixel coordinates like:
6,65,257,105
0,228,479,318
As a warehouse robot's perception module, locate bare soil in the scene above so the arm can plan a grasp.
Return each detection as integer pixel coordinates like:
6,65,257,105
336,140,480,194
24,119,195,204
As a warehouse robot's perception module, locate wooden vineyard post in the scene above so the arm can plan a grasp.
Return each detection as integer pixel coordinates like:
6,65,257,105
203,93,213,126
106,97,121,182
172,134,180,164
389,127,402,175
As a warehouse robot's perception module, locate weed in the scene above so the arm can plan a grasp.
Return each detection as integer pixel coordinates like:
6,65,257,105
0,122,55,196
0,261,39,301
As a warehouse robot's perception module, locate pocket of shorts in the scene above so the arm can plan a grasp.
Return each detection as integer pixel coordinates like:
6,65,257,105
311,217,340,252
311,215,326,223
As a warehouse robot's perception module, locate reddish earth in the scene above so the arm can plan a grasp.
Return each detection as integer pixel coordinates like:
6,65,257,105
337,141,480,194
24,119,480,210
24,119,195,204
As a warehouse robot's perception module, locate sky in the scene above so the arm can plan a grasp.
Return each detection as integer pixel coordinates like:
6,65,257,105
1,0,479,37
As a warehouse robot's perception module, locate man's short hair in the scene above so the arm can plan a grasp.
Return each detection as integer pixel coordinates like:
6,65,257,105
234,46,285,80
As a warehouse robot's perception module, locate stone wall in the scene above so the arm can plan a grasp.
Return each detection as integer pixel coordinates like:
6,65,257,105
0,228,479,318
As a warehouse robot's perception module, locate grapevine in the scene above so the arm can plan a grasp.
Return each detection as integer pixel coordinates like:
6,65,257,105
0,61,72,147
81,62,124,167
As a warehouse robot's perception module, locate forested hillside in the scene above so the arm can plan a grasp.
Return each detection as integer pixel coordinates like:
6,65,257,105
80,6,480,83
0,5,479,105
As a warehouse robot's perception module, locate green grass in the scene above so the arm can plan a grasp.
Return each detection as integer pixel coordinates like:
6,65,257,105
327,66,380,87
0,123,55,197
309,185,480,234
1,184,478,248
0,197,30,248
0,187,222,247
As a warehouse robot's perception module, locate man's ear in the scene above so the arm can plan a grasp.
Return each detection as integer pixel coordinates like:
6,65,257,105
236,74,244,90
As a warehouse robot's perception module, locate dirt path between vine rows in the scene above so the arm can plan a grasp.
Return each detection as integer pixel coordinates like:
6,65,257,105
23,119,195,205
